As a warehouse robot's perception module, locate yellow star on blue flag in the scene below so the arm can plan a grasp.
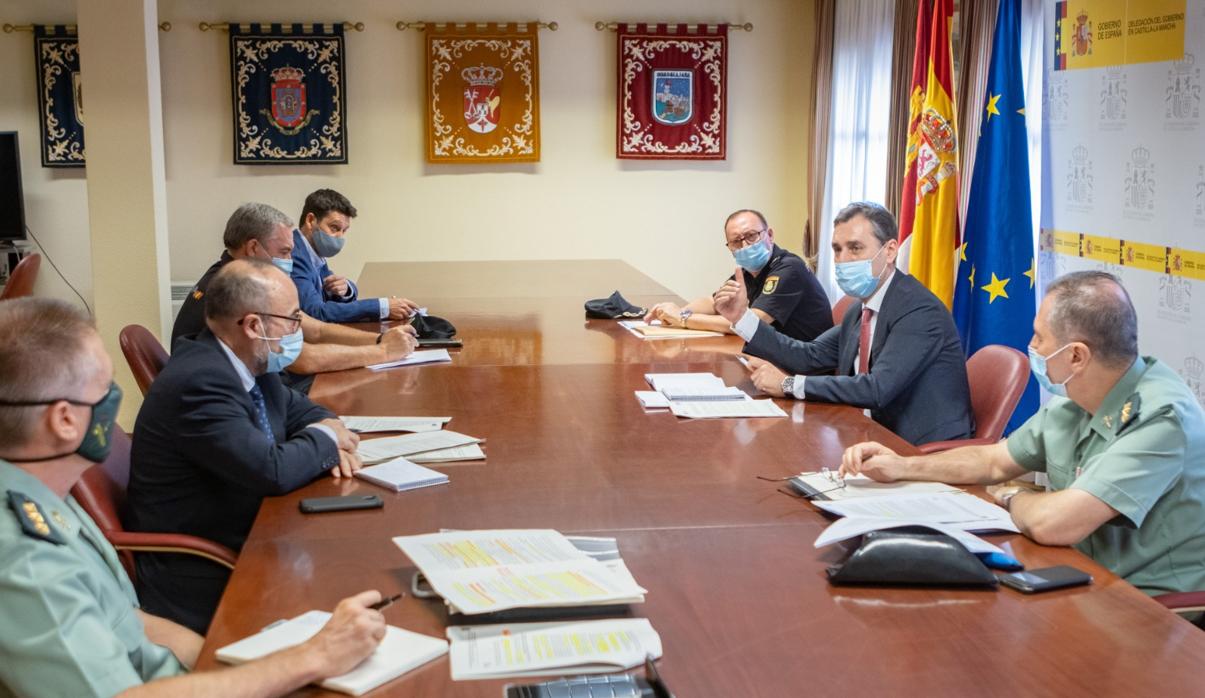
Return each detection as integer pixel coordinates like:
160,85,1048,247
952,0,1038,433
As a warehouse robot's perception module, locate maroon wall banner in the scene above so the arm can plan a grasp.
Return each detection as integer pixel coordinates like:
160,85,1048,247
616,24,728,160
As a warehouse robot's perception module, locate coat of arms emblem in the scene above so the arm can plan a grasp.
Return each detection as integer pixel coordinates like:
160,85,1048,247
1072,10,1092,57
265,66,314,135
462,65,503,134
652,70,693,125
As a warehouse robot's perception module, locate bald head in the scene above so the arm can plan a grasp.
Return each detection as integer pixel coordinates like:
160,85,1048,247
1044,271,1138,367
204,259,301,375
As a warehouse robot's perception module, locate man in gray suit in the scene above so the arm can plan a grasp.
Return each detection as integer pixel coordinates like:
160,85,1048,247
714,201,974,445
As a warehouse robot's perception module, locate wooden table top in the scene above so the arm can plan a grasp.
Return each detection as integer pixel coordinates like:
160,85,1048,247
197,261,1205,696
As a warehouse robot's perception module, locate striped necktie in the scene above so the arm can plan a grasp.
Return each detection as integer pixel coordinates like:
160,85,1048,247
248,384,276,444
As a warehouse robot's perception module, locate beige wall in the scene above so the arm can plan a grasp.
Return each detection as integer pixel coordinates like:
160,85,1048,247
2,0,812,308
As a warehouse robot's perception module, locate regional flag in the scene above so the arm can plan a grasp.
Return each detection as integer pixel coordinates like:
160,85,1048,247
898,0,960,309
953,0,1038,432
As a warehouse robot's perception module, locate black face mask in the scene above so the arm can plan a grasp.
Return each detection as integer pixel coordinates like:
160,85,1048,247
0,382,123,464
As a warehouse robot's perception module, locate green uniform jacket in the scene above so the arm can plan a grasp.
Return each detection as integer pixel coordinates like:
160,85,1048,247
1007,357,1205,595
0,460,185,697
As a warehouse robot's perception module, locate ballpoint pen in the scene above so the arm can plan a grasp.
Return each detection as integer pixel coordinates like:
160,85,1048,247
369,593,403,611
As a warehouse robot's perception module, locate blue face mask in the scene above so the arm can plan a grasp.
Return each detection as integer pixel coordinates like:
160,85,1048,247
733,240,772,273
835,245,888,298
271,256,294,275
260,328,304,373
311,227,345,258
1028,344,1074,397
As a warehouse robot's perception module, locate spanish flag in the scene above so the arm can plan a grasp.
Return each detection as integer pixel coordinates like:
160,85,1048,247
898,0,960,308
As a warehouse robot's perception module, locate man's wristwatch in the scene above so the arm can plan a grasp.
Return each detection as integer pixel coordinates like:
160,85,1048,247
781,376,795,397
679,308,693,328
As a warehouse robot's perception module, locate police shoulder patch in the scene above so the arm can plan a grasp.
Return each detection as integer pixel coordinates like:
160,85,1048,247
763,276,780,294
6,491,66,545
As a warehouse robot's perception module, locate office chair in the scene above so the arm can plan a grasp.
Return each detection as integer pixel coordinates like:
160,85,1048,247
70,424,237,582
831,294,856,325
918,344,1029,453
0,253,41,300
119,324,169,396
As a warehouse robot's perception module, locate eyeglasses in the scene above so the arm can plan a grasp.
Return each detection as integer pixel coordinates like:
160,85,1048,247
725,229,766,252
239,312,302,333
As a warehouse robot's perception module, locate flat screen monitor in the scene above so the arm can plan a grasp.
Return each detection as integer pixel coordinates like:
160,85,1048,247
0,132,27,241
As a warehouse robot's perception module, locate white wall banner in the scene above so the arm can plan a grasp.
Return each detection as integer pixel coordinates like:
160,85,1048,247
1040,0,1205,407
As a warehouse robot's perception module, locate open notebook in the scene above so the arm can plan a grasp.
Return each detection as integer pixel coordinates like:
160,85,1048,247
215,610,447,696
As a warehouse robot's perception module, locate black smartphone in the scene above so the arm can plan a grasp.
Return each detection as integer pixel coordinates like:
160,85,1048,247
298,494,384,514
417,337,462,348
999,565,1092,593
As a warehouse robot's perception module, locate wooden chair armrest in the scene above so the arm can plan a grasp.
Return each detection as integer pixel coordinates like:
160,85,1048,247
106,531,238,569
1154,591,1205,614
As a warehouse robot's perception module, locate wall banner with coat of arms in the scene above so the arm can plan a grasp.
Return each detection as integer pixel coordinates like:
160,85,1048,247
426,22,540,163
616,24,728,160
230,24,347,165
34,25,85,168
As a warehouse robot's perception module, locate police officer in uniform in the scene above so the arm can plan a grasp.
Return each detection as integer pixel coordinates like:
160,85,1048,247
645,209,833,342
839,271,1205,597
0,297,387,696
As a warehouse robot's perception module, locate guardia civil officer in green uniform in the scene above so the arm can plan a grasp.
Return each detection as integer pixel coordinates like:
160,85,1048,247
0,298,387,697
837,271,1205,597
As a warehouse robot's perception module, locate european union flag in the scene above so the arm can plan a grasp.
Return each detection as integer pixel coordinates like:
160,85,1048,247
952,0,1037,433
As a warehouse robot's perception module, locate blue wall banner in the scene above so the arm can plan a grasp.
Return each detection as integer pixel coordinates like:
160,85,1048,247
230,24,347,165
34,25,85,168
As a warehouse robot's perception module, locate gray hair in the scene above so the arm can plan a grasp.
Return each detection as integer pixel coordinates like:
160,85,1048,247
725,209,769,230
222,202,293,251
1045,271,1138,366
0,298,98,446
204,258,279,322
834,201,897,246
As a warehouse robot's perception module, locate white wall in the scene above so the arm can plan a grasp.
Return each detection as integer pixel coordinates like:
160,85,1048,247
157,0,812,301
0,0,92,305
2,0,811,304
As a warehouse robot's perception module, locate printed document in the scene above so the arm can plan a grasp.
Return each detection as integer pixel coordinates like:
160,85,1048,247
216,610,447,695
790,472,961,500
669,399,786,419
812,492,1019,532
447,619,662,680
409,443,486,463
366,349,451,371
813,517,1006,555
358,430,482,465
339,416,452,433
392,530,646,614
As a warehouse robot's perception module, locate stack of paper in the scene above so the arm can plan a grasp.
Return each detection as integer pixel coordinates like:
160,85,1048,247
340,416,452,433
215,610,448,696
392,530,647,615
447,619,662,680
668,400,786,419
355,456,449,492
618,320,722,340
408,443,486,463
814,491,1021,556
789,472,962,501
357,430,482,465
366,349,452,371
643,372,726,392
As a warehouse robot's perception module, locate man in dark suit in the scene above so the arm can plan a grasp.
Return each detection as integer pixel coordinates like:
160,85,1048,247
290,188,421,323
714,201,974,445
172,202,418,392
128,259,364,633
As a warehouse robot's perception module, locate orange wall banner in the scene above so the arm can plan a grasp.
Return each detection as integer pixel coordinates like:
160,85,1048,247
426,22,540,163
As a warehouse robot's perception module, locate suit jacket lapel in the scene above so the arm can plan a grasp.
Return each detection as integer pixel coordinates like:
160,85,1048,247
868,274,908,364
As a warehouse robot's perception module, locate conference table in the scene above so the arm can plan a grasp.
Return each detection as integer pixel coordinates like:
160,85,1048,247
196,260,1205,696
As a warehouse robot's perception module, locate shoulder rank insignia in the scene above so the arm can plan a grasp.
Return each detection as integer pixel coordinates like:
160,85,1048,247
1117,393,1142,435
763,275,780,294
192,289,204,300
6,491,66,545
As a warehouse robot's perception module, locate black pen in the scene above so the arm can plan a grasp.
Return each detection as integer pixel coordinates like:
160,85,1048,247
369,593,403,611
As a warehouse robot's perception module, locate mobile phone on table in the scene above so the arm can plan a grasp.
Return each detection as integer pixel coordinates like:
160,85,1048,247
999,565,1092,593
417,337,462,348
298,494,383,514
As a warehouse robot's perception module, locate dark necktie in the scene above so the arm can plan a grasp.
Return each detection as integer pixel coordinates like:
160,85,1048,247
249,384,276,444
858,308,873,374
